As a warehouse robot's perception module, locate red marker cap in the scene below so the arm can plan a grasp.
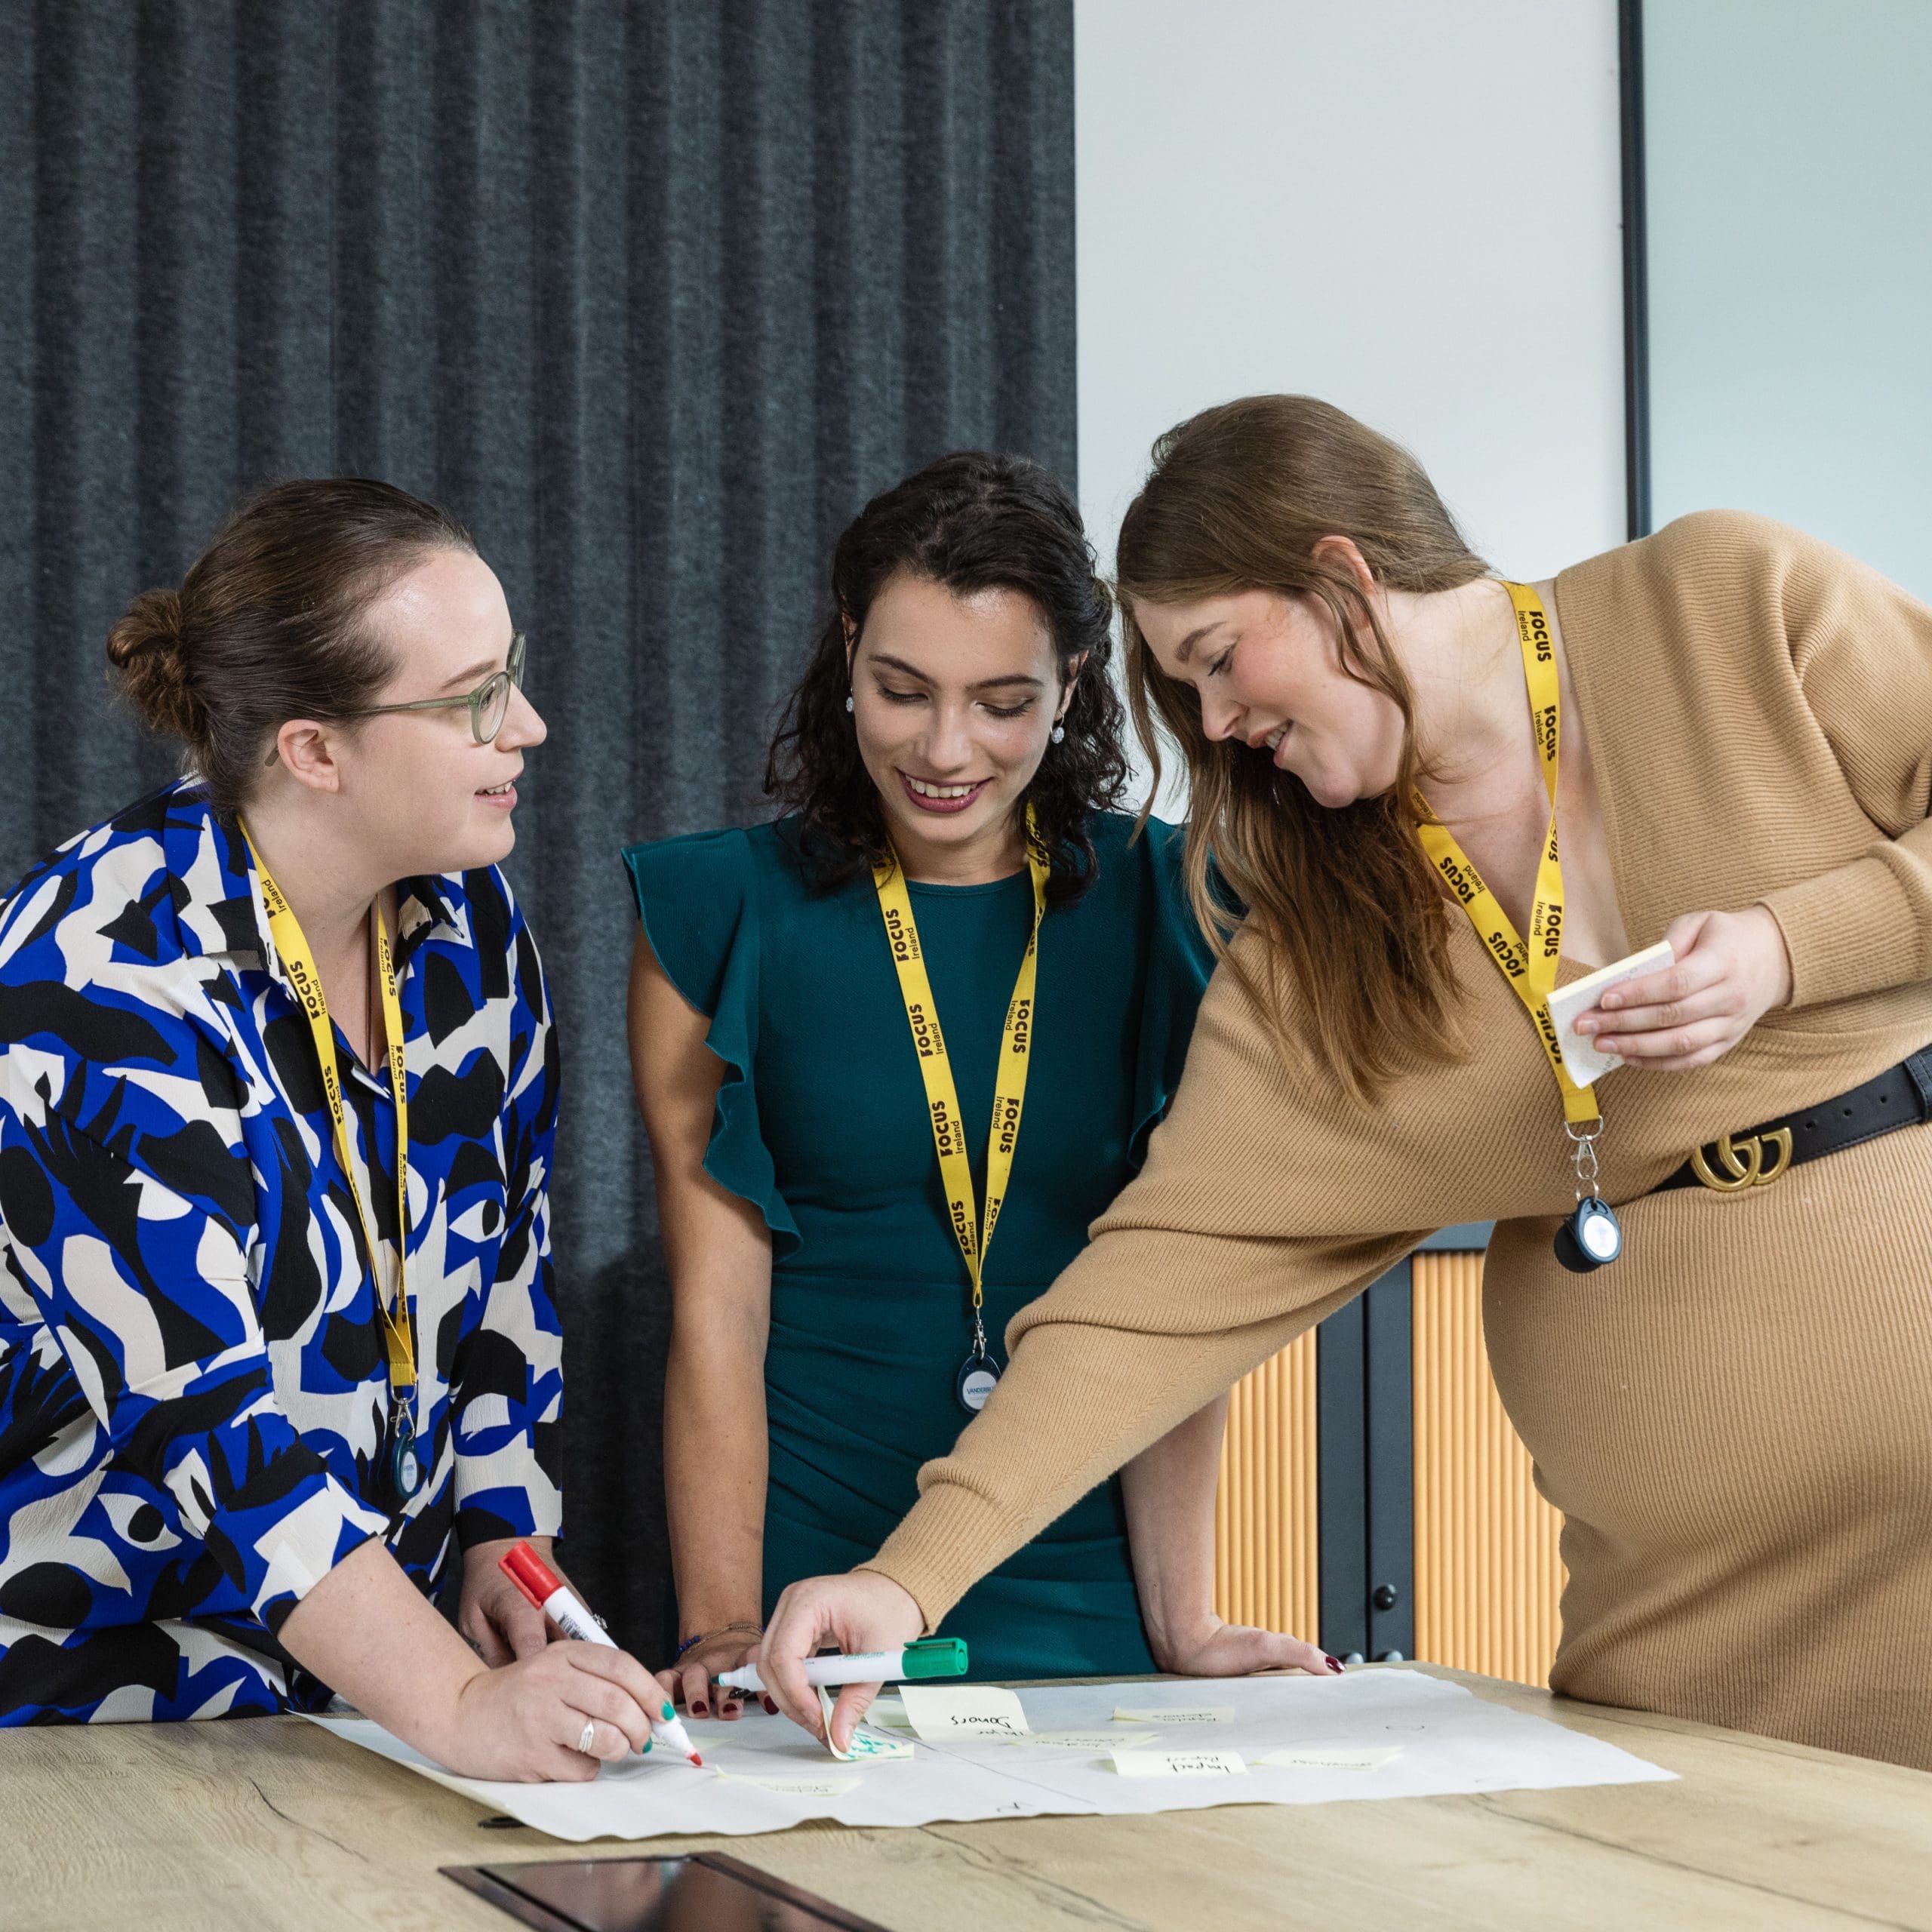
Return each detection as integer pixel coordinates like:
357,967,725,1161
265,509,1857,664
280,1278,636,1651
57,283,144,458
499,1541,564,1609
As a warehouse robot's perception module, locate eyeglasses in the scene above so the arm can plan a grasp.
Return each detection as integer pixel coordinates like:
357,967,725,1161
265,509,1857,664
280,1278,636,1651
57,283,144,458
350,632,528,744
267,635,529,764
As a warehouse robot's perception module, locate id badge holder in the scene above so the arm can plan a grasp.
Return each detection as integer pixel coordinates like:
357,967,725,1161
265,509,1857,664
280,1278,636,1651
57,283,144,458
955,1309,1001,1414
1555,1120,1623,1274
386,1403,426,1504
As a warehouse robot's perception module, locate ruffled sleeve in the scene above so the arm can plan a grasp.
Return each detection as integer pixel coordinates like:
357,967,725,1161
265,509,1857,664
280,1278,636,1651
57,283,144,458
1128,815,1217,1164
621,828,801,1256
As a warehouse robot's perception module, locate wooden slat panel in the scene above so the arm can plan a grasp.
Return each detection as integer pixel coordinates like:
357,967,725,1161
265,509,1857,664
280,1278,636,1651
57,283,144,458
1213,1329,1318,1638
1411,1251,1566,1686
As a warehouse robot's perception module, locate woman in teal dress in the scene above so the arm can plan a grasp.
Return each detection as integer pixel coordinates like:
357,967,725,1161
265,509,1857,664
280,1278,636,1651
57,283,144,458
626,453,1336,1717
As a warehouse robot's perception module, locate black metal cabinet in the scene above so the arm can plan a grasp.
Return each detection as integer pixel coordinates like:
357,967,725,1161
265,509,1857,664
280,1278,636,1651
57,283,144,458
1315,1226,1489,1663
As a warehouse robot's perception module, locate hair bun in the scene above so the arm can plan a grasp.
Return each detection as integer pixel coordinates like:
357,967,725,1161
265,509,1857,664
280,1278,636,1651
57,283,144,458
106,586,205,743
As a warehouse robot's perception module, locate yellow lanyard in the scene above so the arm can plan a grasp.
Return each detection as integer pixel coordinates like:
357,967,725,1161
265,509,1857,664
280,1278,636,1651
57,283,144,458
1413,583,1600,1128
239,826,417,1401
872,813,1049,1340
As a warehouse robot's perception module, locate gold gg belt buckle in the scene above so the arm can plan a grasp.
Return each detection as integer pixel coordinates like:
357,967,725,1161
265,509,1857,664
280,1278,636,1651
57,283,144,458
1689,1127,1794,1192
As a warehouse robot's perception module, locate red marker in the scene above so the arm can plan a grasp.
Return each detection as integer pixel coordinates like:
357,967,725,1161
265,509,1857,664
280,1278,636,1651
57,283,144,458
499,1542,702,1766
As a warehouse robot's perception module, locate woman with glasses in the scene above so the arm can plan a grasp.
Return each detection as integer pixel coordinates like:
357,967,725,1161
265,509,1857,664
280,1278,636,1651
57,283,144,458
0,479,663,1780
626,452,1340,1724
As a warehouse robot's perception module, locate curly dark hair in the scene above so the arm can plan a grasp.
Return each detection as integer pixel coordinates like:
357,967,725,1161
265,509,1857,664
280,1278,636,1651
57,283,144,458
764,451,1129,902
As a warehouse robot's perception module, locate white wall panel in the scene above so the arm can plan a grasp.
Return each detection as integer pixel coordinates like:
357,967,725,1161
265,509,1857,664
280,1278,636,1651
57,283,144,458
1646,0,1932,601
1075,0,1627,803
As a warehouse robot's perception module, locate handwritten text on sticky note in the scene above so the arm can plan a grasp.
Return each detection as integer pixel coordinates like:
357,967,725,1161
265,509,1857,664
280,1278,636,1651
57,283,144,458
1010,1729,1158,1751
1258,1746,1401,1771
1112,1749,1247,1777
819,1687,915,1761
1112,1707,1234,1725
719,1772,863,1796
898,1684,1031,1741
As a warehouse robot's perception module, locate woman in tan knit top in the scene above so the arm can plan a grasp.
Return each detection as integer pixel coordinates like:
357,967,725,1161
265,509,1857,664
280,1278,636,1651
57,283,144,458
756,396,1932,1771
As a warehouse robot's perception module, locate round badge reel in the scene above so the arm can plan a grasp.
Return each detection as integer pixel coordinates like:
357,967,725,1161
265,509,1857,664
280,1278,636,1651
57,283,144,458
955,1352,1001,1416
386,1411,426,1504
1554,1195,1623,1274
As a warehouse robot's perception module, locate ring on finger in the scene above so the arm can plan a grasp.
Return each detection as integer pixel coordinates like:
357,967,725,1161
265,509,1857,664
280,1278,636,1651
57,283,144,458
578,1718,597,1755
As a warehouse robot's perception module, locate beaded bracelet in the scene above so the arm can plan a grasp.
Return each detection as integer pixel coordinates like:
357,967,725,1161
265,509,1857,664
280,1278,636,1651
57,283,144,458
675,1620,763,1660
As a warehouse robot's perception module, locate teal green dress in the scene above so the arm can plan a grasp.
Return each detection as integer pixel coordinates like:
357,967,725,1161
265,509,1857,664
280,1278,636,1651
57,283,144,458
623,813,1212,1680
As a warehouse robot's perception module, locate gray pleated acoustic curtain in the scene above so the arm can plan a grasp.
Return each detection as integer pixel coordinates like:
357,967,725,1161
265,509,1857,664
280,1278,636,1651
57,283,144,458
0,0,1077,1655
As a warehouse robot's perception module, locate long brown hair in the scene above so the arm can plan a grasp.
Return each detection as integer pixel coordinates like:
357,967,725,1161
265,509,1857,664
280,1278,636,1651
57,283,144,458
1118,395,1491,1101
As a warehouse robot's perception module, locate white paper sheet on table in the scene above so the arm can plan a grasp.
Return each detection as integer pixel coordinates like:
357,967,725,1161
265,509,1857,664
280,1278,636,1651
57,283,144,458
305,1669,1675,1844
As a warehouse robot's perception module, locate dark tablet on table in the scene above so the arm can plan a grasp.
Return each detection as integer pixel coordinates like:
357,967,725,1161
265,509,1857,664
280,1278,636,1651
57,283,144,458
444,1854,891,1932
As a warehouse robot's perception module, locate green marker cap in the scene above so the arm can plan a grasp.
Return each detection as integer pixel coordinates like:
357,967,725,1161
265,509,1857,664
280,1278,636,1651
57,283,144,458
899,1637,968,1680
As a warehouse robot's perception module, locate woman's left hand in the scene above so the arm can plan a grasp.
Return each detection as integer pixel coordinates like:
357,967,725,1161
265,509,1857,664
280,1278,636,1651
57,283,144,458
1152,1615,1341,1679
457,1535,562,1666
1574,906,1793,1071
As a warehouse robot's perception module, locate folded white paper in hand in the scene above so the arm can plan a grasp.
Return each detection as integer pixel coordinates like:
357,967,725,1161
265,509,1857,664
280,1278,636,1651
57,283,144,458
1544,940,1675,1087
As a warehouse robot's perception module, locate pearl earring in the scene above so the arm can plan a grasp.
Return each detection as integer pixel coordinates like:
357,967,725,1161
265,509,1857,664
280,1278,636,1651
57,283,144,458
845,696,855,714
1051,724,1066,745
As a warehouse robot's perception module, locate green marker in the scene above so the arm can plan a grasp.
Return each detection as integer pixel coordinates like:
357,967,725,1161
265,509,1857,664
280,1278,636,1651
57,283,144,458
715,1637,968,1693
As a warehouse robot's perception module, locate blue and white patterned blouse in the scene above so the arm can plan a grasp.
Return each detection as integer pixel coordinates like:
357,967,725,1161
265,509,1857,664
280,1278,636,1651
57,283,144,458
0,783,564,1723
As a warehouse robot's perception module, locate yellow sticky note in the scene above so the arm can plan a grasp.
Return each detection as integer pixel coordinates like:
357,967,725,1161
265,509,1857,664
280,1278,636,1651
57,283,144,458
719,1771,863,1796
1258,1746,1401,1772
1112,1706,1234,1725
897,1684,1031,1741
817,1686,915,1761
1112,1749,1247,1778
1011,1729,1158,1752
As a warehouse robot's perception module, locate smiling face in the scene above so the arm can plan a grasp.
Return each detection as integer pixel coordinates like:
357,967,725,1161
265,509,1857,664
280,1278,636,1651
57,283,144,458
848,571,1070,874
1134,586,1404,808
329,547,549,877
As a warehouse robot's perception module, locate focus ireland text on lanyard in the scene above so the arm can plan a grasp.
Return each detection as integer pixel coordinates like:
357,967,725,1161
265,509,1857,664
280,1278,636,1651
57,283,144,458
1411,583,1624,1273
240,826,426,1496
873,809,1050,1414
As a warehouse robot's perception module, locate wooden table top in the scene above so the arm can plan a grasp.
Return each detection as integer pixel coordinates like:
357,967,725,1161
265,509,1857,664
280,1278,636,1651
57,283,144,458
4,1665,1927,1932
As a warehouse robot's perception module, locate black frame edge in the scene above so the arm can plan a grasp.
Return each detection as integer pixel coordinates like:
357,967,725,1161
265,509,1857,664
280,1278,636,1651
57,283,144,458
442,1866,585,1932
1364,1262,1417,1663
1315,1297,1367,1660
442,1856,894,1932
1619,0,1652,540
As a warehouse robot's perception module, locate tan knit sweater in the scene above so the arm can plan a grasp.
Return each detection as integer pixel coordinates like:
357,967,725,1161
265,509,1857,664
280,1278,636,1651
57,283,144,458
863,511,1932,1767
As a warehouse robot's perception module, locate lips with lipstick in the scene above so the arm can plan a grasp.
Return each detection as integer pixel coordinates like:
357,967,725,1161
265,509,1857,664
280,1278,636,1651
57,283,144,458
900,771,990,815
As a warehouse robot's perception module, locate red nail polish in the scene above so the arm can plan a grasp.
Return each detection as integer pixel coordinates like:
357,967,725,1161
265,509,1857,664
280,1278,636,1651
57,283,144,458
692,1700,709,1716
1326,1655,1344,1674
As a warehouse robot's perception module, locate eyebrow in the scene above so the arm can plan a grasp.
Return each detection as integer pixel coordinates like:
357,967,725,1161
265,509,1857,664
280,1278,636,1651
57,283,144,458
1174,623,1224,667
438,657,500,692
868,652,1044,692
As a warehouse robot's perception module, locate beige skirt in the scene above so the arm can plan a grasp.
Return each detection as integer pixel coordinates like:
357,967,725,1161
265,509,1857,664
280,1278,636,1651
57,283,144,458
1483,1118,1932,1770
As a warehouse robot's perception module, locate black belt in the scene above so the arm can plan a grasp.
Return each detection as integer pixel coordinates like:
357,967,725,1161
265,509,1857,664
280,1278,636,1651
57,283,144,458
1654,1048,1932,1194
